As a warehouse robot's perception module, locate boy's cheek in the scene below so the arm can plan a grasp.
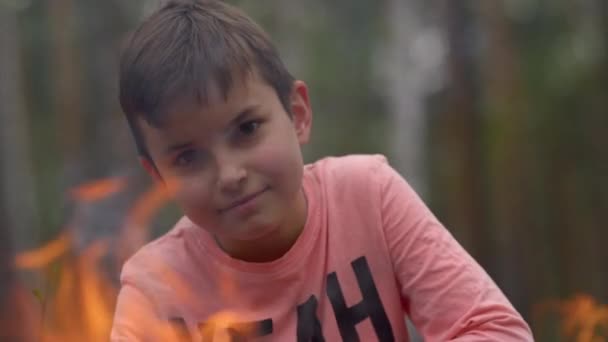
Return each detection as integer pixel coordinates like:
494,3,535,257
177,197,220,232
254,135,303,174
173,183,213,214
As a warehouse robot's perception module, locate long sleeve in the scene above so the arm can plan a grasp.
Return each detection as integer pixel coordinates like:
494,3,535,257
111,284,159,341
377,161,533,341
111,283,189,341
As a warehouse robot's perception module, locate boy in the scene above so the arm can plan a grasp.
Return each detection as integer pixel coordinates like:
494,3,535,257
111,0,533,340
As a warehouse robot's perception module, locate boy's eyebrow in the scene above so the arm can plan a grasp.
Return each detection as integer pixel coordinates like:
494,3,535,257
163,105,260,155
165,142,193,154
229,105,260,125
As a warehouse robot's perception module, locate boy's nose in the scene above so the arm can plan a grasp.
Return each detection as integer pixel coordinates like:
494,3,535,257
216,159,247,193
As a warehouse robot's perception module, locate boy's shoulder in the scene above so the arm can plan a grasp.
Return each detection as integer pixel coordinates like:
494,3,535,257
119,216,195,284
306,153,389,176
305,153,392,188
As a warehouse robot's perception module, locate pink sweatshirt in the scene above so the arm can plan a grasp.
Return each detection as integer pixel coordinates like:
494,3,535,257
111,155,533,341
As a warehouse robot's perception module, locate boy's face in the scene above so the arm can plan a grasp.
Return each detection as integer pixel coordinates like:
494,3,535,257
138,74,312,242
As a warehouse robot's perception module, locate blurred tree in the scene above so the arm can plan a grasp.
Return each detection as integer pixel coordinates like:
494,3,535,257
0,219,32,341
75,0,138,176
381,0,444,195
0,2,41,251
507,0,608,309
47,0,84,188
430,0,486,266
477,0,532,314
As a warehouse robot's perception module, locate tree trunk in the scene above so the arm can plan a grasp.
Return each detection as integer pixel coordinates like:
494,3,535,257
433,0,486,258
0,215,32,341
477,1,533,317
0,1,41,251
383,0,442,196
48,0,85,187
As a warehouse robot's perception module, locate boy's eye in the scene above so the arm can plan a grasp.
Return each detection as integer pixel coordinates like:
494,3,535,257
173,149,198,167
239,120,260,136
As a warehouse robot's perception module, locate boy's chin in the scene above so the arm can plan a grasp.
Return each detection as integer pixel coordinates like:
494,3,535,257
217,220,280,242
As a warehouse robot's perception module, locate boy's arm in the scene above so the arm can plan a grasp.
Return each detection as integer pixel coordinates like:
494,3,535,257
111,283,186,341
376,161,533,341
111,284,159,341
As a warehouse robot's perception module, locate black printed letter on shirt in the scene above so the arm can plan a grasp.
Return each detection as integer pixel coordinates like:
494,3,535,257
326,256,394,342
296,295,325,342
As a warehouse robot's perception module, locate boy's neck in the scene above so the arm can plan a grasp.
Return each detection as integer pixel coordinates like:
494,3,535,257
214,189,308,263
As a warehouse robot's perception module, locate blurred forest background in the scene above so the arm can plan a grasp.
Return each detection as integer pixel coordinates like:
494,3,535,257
0,0,607,341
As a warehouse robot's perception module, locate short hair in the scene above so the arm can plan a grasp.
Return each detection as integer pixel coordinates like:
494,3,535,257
119,0,295,159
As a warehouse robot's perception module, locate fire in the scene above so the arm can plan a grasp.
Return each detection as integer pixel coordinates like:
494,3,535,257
201,311,257,341
534,294,608,341
117,178,178,265
69,177,126,202
9,177,178,341
125,179,177,227
559,295,608,342
8,176,253,341
15,176,608,341
43,240,117,341
15,232,71,270
9,236,118,341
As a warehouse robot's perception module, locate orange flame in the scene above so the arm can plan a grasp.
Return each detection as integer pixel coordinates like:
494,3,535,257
116,178,177,264
125,178,177,227
9,176,253,341
42,240,116,341
201,311,256,341
535,294,608,342
69,177,126,202
13,237,117,341
15,233,71,269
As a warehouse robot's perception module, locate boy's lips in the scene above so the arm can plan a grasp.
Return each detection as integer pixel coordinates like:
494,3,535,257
218,187,269,213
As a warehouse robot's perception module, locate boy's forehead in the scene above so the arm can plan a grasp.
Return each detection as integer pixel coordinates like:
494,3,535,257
138,76,273,153
155,72,272,127
169,71,259,114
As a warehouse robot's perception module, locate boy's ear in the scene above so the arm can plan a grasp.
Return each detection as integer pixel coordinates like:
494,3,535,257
290,80,312,145
139,157,163,183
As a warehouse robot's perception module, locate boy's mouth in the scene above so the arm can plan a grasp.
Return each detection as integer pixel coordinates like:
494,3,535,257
218,187,269,213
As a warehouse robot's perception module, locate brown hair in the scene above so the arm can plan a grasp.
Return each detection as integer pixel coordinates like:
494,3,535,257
119,0,294,159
